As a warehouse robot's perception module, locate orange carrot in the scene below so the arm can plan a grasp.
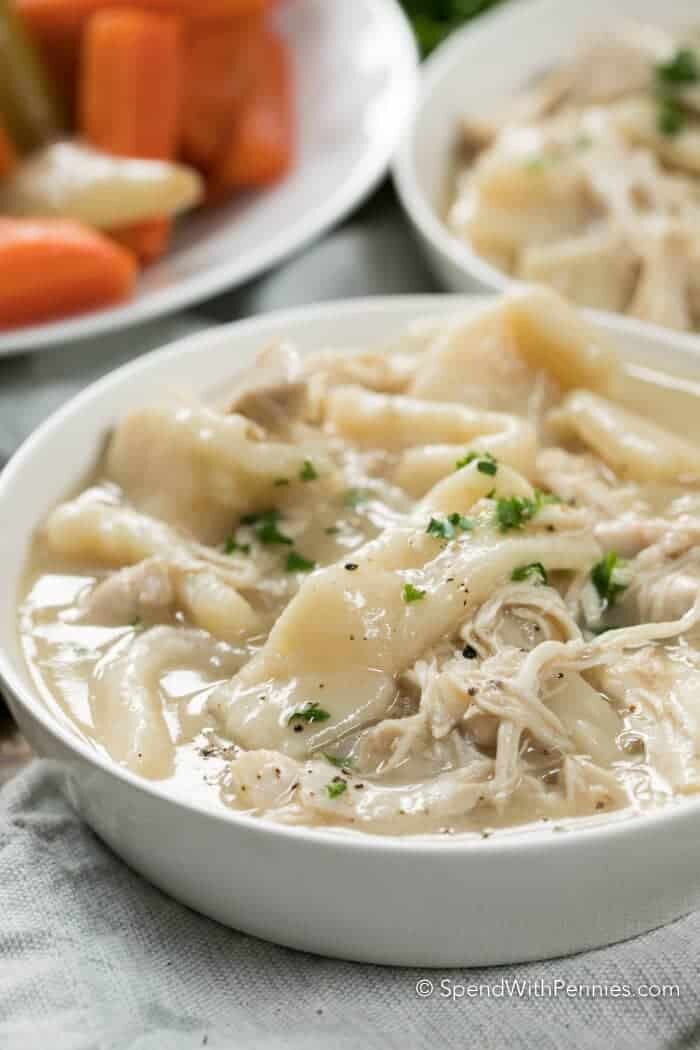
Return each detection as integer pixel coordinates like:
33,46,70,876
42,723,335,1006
109,218,171,265
212,28,293,191
0,124,17,177
80,9,182,160
17,0,267,40
80,9,183,261
180,13,265,172
0,218,137,328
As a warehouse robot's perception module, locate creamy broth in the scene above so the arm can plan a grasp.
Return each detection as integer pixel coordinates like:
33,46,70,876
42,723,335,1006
19,288,700,836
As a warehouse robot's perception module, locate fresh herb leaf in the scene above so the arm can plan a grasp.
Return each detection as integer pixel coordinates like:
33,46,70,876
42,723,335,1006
402,582,426,603
224,536,251,555
273,478,290,487
495,490,557,531
401,0,507,57
658,96,685,136
591,552,629,607
495,496,536,531
656,48,700,85
511,562,548,585
343,488,371,508
241,509,293,546
326,778,348,799
299,459,318,482
287,702,331,725
448,512,474,531
286,550,316,573
426,513,474,540
323,752,354,769
324,525,341,535
455,450,498,475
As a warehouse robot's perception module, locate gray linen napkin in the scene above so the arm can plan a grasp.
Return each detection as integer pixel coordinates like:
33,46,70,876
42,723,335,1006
1,761,698,1050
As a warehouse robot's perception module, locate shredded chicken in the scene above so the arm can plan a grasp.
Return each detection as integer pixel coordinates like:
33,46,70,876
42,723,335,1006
449,22,700,331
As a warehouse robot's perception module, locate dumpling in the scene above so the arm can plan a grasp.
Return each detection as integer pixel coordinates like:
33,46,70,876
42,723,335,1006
517,228,639,314
548,389,700,481
209,462,600,758
106,401,333,543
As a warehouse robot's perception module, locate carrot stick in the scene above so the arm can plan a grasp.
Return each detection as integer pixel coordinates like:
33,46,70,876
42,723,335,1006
17,0,267,39
212,28,293,191
0,123,17,177
181,13,265,172
80,8,183,260
109,218,171,264
80,8,182,160
0,218,137,328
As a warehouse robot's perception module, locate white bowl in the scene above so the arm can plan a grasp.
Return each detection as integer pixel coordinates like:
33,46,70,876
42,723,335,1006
0,0,418,357
393,0,700,352
3,295,700,967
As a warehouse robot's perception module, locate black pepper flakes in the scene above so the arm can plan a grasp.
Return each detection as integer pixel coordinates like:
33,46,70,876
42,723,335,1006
344,563,359,571
462,644,478,660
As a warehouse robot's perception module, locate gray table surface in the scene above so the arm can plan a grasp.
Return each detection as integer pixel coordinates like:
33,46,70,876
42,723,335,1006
0,187,437,463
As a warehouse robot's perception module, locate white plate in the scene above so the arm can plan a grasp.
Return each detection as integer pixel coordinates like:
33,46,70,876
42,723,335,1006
3,295,700,967
0,0,418,357
393,0,700,351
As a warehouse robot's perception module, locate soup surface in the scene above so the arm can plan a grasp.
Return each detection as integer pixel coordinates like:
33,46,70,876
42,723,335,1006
19,287,700,836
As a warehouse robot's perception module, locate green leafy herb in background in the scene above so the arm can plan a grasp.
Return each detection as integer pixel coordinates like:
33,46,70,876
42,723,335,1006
400,0,506,56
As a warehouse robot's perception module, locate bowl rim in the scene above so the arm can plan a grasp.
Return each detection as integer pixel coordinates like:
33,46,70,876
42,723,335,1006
392,0,700,353
4,292,700,856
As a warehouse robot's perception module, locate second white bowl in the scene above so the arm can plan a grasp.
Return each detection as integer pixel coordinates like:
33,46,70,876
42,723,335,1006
392,0,700,351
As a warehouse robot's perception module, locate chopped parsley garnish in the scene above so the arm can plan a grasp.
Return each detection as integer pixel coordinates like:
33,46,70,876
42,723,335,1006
241,508,293,546
287,702,331,725
324,525,341,535
343,488,371,508
299,459,318,482
224,536,251,555
495,490,557,532
326,778,348,799
402,583,426,603
427,513,475,540
657,95,685,136
273,478,290,487
286,550,316,573
455,450,498,475
591,552,629,607
130,616,142,628
511,562,548,585
323,752,353,769
448,512,474,531
656,48,700,85
426,516,451,539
